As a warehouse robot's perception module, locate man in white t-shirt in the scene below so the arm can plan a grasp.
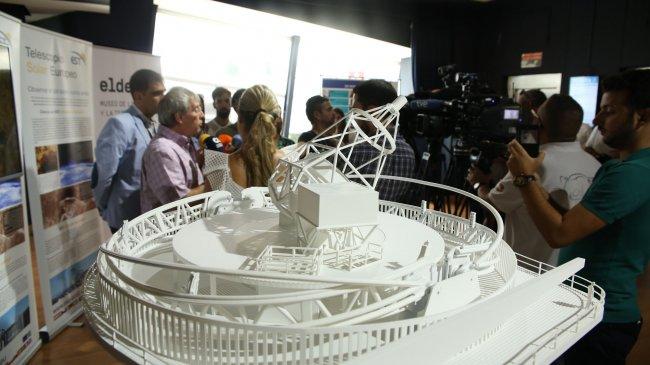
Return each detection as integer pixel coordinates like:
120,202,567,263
576,122,592,148
468,94,600,264
584,127,619,161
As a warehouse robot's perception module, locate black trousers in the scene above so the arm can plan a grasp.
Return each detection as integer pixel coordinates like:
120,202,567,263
110,226,119,234
558,319,642,365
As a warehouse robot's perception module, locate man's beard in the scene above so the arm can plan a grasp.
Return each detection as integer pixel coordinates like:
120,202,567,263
603,114,635,150
217,108,230,119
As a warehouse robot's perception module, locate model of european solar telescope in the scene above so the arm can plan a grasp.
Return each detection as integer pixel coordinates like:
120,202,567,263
83,96,604,364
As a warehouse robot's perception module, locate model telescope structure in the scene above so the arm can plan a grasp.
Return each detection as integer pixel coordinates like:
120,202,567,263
82,96,605,364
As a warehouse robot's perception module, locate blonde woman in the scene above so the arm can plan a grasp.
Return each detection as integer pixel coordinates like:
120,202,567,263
204,85,284,198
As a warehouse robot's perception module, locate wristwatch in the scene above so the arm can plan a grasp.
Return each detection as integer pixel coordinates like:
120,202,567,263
513,174,536,187
473,182,488,191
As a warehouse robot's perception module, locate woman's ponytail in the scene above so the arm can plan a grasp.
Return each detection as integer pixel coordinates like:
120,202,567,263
237,85,282,187
240,110,277,186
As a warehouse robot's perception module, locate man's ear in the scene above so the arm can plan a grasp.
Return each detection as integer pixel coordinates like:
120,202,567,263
174,112,183,125
636,108,650,123
132,91,143,102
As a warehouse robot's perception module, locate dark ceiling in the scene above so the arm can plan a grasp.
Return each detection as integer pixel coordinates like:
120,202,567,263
217,0,489,46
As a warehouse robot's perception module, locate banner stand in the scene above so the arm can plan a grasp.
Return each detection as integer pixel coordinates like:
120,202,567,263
0,11,43,364
20,23,101,341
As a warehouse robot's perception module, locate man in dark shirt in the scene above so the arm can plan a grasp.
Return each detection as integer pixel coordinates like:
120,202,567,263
345,79,416,203
206,87,237,137
298,95,336,143
506,69,650,364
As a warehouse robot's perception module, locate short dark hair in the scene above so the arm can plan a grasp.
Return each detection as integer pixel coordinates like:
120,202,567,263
520,89,547,110
129,69,163,95
602,69,650,111
542,94,583,141
212,87,231,100
352,79,397,108
305,95,329,123
232,88,246,108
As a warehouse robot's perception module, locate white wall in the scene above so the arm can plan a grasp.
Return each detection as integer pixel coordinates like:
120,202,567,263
154,0,410,136
153,10,291,123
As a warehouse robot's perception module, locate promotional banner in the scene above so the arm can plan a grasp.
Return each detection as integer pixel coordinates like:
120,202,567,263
92,45,161,139
0,12,41,364
20,24,100,338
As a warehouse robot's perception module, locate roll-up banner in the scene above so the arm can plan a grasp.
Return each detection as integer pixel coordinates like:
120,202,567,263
0,12,42,364
20,24,100,339
93,45,161,139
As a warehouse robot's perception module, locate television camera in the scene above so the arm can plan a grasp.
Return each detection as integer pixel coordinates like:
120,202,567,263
404,65,539,189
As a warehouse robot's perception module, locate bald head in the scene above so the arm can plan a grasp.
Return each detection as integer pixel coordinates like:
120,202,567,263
538,94,584,142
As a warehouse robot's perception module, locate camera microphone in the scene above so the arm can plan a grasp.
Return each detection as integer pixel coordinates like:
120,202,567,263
199,134,225,152
231,134,243,149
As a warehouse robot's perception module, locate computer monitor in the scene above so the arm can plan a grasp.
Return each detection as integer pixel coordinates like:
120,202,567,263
568,76,599,126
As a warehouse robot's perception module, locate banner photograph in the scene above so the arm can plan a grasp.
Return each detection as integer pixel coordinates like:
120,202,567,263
0,45,21,182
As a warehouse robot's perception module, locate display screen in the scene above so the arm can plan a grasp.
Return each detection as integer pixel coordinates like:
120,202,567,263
568,76,599,125
503,108,520,120
0,44,21,182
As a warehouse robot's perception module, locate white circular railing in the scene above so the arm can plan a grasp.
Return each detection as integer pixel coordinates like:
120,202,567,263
83,176,603,364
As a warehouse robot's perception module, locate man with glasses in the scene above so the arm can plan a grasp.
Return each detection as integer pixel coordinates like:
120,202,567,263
141,87,205,212
467,94,600,264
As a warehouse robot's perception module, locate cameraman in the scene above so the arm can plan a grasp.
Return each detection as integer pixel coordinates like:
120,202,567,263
507,70,650,363
468,94,600,264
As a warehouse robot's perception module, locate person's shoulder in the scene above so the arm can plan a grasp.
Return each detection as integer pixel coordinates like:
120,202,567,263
112,108,141,124
298,130,314,141
614,155,650,176
145,137,174,156
543,144,599,169
103,112,130,128
396,136,413,149
98,113,135,141
626,148,650,167
280,137,295,147
591,156,650,189
395,136,415,156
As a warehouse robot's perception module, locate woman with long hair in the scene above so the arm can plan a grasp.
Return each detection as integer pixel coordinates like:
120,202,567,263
203,85,284,197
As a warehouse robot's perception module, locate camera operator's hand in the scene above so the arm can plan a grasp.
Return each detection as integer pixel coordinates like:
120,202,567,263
507,140,545,176
466,165,491,186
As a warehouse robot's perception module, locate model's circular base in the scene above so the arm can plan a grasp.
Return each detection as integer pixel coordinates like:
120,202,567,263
172,208,445,287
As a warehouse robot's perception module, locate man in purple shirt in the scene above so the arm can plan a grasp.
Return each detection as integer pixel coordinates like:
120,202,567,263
141,87,205,212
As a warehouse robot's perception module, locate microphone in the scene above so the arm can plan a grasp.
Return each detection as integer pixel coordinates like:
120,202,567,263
231,134,243,149
199,133,225,151
217,134,233,147
408,99,450,112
